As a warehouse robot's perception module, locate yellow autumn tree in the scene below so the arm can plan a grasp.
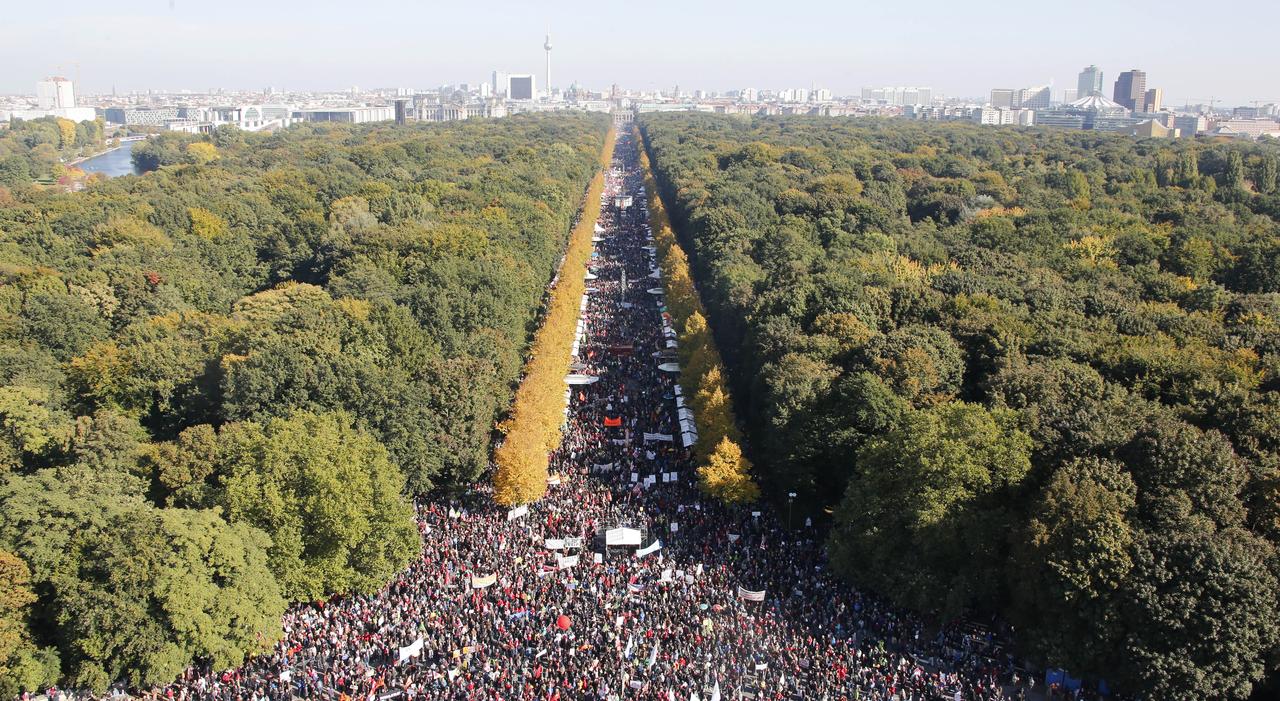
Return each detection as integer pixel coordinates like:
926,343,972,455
56,118,76,149
188,207,229,239
636,127,760,504
698,437,760,504
493,126,616,506
186,142,219,165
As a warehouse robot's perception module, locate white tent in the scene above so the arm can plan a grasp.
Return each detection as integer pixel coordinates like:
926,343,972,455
565,374,601,385
658,362,680,372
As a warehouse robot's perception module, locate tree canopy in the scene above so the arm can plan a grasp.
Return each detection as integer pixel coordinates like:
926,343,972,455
0,113,609,693
640,113,1280,700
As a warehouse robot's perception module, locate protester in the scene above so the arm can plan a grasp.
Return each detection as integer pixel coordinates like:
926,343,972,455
149,131,1024,701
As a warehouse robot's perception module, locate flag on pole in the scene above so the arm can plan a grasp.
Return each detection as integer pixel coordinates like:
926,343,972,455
710,680,721,701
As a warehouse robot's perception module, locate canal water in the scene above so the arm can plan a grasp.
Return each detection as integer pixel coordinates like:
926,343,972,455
78,141,141,178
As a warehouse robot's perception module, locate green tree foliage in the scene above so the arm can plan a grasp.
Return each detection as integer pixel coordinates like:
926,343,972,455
0,116,104,185
640,113,1280,698
636,133,759,504
217,412,418,600
0,113,610,690
0,550,60,698
494,128,614,506
0,468,284,693
830,403,1031,615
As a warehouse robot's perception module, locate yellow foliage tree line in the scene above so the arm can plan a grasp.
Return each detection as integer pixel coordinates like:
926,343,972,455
635,128,760,505
493,127,616,506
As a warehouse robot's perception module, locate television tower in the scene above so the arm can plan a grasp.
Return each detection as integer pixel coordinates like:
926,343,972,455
543,31,553,100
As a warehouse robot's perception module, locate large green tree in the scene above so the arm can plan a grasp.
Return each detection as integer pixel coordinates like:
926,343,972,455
216,412,419,601
830,402,1032,615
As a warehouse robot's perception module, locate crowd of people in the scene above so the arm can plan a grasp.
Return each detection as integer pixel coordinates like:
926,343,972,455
138,131,1037,701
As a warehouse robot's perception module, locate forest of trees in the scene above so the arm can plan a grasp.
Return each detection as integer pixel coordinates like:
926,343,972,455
0,113,609,694
640,113,1280,699
0,116,107,186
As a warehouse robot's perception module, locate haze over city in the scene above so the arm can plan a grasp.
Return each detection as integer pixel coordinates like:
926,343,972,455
4,1,1280,700
1,0,1277,104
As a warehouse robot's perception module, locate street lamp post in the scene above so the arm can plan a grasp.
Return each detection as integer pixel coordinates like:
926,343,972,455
787,492,796,530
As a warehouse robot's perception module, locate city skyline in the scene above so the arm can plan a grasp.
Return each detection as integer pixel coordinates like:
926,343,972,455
1,0,1277,106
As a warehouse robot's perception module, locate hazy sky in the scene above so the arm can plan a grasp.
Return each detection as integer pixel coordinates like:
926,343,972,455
2,0,1277,105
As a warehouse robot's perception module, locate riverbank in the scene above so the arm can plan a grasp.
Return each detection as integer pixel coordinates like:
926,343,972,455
67,142,125,166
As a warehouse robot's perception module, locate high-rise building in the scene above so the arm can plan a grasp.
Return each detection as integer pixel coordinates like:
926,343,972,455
36,76,75,109
1016,86,1052,109
1113,69,1147,112
1144,88,1163,112
507,74,536,101
990,89,1015,108
1062,88,1079,103
1077,65,1104,98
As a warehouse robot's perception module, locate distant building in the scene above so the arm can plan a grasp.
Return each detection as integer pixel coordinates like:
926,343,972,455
294,106,394,124
1077,65,1104,98
1017,86,1051,109
1144,88,1163,112
36,76,76,109
1061,88,1079,103
507,74,536,101
1209,118,1280,138
976,107,1033,126
861,87,932,106
417,102,507,122
1113,69,1147,112
1031,94,1126,131
990,86,1048,109
1174,114,1208,137
1035,111,1087,129
1132,119,1179,138
104,106,181,126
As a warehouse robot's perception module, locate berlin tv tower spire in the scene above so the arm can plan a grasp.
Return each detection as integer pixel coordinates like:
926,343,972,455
543,30,553,101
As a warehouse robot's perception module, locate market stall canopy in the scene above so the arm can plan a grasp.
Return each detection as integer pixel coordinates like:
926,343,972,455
658,362,681,372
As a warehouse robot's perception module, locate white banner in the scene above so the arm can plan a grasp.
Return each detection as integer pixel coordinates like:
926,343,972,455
594,553,604,564
606,527,643,546
737,586,766,602
507,505,528,521
398,637,425,663
565,537,584,549
471,573,497,589
558,555,580,570
643,432,674,442
545,538,565,550
546,474,562,485
636,539,663,558
670,522,679,533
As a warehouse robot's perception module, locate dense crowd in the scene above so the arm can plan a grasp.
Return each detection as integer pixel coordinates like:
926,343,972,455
100,132,1033,701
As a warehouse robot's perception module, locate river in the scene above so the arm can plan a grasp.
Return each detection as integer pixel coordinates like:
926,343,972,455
78,141,141,178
